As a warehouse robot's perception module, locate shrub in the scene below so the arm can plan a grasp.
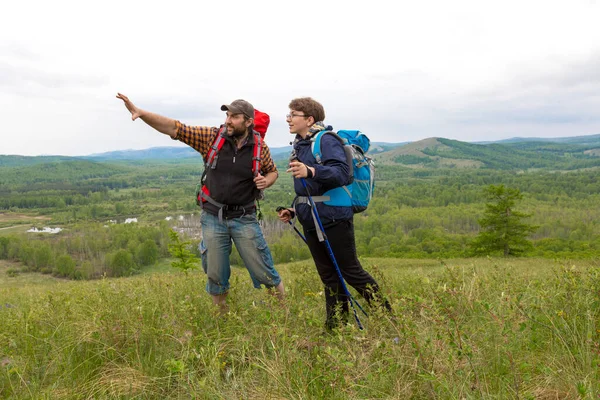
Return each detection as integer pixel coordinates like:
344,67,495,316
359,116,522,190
136,239,158,266
109,249,137,277
54,254,76,278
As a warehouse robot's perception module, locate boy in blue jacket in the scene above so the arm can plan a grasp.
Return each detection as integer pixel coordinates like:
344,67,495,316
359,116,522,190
278,97,391,329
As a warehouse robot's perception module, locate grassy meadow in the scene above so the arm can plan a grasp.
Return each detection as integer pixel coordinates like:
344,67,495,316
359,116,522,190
2,139,600,398
1,257,599,399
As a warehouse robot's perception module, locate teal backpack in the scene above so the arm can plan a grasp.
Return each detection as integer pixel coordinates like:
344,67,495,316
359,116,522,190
311,130,375,213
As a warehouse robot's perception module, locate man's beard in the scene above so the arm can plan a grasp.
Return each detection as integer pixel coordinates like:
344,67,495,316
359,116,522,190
229,125,248,137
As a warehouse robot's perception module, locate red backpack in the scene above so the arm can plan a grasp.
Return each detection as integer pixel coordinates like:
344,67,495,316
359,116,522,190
253,109,270,138
196,109,270,207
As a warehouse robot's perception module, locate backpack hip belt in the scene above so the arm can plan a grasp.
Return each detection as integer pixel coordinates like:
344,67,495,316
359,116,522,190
198,189,255,222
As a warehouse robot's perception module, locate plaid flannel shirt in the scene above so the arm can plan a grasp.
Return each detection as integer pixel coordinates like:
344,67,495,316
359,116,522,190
173,121,278,175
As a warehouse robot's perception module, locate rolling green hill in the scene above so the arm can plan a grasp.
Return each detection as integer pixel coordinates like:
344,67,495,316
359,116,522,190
0,155,77,167
375,137,600,170
479,133,600,145
0,160,132,187
3,134,600,182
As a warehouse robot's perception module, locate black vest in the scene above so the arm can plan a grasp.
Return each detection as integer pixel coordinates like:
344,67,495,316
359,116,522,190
203,134,259,217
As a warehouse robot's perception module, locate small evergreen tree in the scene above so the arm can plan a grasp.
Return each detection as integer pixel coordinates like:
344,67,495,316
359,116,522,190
471,184,537,256
168,230,199,274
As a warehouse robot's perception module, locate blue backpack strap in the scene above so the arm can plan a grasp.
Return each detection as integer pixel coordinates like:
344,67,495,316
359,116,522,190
311,130,347,164
312,130,354,183
307,130,353,208
310,130,326,164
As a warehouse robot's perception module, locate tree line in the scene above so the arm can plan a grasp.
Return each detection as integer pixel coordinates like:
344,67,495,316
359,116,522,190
0,223,171,279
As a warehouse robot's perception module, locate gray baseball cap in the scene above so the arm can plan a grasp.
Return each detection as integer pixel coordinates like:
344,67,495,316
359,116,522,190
220,99,254,119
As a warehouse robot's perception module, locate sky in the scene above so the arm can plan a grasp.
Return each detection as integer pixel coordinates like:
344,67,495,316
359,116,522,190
1,0,600,156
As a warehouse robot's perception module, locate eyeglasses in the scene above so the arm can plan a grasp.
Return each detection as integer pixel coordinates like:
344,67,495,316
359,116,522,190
286,113,308,119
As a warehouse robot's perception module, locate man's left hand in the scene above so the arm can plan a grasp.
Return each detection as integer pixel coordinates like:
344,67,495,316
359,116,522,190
254,173,268,190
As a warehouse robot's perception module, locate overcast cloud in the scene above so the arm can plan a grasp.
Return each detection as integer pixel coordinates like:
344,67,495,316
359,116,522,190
1,0,599,156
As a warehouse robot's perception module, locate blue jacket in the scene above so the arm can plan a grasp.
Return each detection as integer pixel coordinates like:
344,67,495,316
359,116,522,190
292,130,353,230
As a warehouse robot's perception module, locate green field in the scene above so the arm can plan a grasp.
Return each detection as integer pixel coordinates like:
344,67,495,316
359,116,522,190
1,258,599,399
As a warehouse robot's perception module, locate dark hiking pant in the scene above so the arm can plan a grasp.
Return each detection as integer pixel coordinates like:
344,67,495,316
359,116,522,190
305,218,392,329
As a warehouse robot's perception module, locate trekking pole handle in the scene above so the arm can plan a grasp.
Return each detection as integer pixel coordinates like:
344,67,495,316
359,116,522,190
276,207,306,243
276,206,296,221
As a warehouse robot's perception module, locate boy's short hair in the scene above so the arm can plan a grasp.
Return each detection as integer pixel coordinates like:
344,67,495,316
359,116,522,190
288,97,326,122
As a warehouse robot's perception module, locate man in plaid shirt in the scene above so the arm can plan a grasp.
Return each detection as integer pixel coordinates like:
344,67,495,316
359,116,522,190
117,93,284,312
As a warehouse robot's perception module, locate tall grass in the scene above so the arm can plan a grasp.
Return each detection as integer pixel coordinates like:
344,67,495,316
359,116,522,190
1,258,599,399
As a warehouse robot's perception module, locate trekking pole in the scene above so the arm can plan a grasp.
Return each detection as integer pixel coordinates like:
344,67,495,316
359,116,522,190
276,206,307,244
299,177,368,329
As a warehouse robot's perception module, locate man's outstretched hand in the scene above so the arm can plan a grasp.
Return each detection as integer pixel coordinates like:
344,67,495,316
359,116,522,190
116,93,142,121
115,93,177,137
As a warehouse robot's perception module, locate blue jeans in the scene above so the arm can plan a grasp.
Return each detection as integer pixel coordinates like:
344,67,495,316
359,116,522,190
199,211,281,296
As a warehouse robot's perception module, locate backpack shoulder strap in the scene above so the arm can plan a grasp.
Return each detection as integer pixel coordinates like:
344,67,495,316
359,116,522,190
204,125,227,168
311,130,346,164
251,130,262,177
311,130,354,182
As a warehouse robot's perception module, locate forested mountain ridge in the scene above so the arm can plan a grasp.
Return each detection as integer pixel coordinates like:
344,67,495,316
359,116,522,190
84,146,199,161
477,133,600,145
375,136,600,170
0,155,78,167
74,132,599,163
81,145,294,162
0,159,130,186
80,142,407,162
2,133,599,170
2,135,599,202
